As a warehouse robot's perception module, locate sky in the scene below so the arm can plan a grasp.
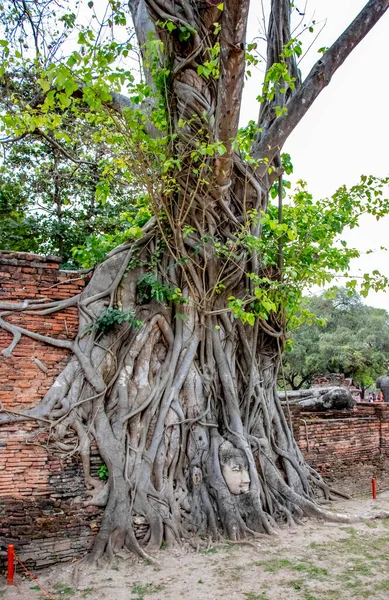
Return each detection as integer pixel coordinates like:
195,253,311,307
242,1,389,310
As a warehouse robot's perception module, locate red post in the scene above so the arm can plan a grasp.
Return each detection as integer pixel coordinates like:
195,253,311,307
372,477,377,500
7,544,15,585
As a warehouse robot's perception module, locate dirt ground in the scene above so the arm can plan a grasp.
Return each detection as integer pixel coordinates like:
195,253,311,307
2,492,389,600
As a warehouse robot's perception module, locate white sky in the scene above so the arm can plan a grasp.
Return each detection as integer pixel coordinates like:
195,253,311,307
242,1,389,310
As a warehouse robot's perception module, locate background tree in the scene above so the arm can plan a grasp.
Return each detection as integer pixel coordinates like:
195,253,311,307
0,101,146,267
0,0,389,563
0,171,41,252
282,289,389,395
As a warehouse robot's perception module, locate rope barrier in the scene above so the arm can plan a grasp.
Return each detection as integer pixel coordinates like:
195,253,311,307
9,548,56,600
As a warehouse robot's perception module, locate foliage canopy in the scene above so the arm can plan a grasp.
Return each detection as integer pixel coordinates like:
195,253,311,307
283,288,389,392
0,0,388,305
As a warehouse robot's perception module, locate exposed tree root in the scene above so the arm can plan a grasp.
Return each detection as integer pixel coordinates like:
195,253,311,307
1,237,381,563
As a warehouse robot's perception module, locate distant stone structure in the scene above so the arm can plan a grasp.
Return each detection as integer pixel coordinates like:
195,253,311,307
376,369,389,403
299,387,355,412
312,374,345,387
312,374,361,399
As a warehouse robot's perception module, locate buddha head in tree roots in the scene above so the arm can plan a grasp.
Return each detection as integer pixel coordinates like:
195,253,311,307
219,440,250,494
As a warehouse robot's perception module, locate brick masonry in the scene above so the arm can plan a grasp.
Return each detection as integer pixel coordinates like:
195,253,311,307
1,251,389,568
288,403,389,489
0,252,101,569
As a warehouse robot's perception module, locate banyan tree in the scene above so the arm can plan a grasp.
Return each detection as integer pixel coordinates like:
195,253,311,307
1,0,389,562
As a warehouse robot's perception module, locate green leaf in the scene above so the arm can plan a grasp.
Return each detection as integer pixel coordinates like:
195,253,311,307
166,21,176,32
294,44,302,56
37,78,51,92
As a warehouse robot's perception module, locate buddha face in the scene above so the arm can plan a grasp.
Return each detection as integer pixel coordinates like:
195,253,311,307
219,441,250,495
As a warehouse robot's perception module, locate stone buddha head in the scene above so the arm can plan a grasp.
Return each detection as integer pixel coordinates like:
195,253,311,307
219,440,250,495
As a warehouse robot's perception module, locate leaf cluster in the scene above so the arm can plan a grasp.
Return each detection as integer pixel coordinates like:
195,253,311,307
94,308,142,335
137,272,185,305
98,464,109,481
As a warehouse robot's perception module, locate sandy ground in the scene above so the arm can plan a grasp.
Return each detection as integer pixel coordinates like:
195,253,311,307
2,492,389,600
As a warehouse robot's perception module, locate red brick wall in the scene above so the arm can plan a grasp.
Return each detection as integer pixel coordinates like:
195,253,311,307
289,403,389,493
0,251,84,414
1,251,389,568
0,252,101,568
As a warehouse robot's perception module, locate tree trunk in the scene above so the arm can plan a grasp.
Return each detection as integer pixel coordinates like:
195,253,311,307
20,245,339,562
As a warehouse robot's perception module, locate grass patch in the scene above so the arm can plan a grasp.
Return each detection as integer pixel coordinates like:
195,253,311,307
286,579,304,591
376,579,389,591
381,517,389,528
200,547,219,554
131,583,164,595
346,561,373,576
377,553,389,562
306,528,389,599
364,521,378,528
200,543,234,555
292,561,328,578
343,581,372,599
53,582,76,596
254,557,328,581
255,558,293,572
230,564,247,579
304,595,341,600
339,527,358,536
244,593,268,600
310,529,389,562
308,541,322,550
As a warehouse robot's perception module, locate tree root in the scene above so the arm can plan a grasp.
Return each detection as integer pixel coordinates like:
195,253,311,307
1,222,384,563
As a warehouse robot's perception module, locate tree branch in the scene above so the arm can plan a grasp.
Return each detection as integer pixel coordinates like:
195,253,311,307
252,0,389,171
214,0,250,189
257,0,301,139
129,0,160,90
